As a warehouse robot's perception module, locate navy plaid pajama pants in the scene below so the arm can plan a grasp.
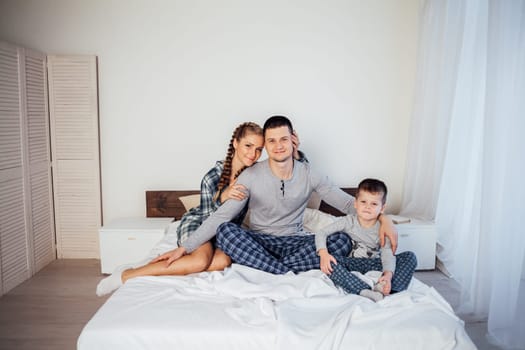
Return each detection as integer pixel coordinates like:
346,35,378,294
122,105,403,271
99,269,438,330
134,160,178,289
329,251,418,295
216,222,351,274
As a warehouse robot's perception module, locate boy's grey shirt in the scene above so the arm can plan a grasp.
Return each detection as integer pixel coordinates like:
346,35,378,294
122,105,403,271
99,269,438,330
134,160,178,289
181,160,356,253
315,214,396,273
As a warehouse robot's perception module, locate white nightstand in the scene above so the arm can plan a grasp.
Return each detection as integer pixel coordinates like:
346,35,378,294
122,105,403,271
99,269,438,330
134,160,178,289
395,219,437,270
99,217,173,274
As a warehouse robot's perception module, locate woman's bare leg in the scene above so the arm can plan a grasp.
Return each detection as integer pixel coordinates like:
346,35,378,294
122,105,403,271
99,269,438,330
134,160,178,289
122,242,214,283
206,248,232,272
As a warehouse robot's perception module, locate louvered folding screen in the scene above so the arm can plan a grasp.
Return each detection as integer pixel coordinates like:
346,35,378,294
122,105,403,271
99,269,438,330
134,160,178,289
23,49,56,272
48,56,101,258
0,42,55,295
0,42,31,294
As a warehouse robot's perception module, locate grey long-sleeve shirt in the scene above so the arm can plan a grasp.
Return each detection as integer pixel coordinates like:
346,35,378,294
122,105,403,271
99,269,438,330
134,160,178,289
315,214,396,273
181,159,356,253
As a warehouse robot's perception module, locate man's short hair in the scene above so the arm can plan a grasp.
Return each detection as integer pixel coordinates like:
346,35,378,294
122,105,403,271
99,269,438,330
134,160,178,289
263,115,293,136
357,178,388,205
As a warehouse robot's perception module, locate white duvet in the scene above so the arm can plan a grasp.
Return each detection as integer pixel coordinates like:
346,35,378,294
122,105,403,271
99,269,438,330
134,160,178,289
78,221,476,350
79,264,475,350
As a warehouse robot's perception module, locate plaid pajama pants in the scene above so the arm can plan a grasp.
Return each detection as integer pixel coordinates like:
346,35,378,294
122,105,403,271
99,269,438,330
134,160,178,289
329,251,418,295
216,222,352,274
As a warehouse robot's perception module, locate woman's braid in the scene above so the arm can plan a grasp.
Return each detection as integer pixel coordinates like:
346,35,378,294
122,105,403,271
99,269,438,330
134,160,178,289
215,122,263,198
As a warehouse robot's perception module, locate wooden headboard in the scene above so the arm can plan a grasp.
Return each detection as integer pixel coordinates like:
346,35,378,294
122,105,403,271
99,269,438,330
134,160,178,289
318,187,357,217
146,188,357,219
146,190,200,219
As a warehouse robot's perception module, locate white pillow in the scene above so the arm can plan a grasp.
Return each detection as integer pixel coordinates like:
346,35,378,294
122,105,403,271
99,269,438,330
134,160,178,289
179,194,200,211
303,208,338,232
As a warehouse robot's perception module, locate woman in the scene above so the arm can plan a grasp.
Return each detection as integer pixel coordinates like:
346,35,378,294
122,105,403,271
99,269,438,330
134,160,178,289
97,122,304,296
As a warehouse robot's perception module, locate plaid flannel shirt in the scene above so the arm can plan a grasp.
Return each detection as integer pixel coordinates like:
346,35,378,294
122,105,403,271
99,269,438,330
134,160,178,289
176,161,223,244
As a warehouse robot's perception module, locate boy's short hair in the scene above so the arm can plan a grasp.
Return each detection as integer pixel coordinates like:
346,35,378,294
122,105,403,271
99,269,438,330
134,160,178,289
263,115,294,136
357,178,388,205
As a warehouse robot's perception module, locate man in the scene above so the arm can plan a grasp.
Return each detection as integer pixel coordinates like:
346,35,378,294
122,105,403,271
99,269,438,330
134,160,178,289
165,116,398,274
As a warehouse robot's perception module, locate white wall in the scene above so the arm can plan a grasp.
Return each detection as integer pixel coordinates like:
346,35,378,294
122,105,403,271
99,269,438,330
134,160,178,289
0,0,419,222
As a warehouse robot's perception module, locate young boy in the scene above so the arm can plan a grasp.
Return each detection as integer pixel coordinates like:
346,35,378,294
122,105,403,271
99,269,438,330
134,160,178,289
316,178,417,301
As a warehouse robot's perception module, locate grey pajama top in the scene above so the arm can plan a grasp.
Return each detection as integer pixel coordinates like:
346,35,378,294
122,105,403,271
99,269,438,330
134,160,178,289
315,214,396,273
181,159,356,253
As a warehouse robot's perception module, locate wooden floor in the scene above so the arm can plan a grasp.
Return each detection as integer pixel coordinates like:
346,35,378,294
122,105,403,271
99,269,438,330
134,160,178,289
0,259,500,350
0,260,109,350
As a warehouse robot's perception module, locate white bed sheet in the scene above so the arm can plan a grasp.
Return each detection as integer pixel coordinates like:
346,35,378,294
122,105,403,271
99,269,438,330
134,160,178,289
78,221,476,350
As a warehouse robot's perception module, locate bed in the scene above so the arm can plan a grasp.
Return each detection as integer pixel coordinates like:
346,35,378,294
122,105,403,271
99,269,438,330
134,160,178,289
77,190,476,350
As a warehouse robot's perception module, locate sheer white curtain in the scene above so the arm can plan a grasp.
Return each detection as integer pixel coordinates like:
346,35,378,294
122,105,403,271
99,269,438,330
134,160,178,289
400,0,525,348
